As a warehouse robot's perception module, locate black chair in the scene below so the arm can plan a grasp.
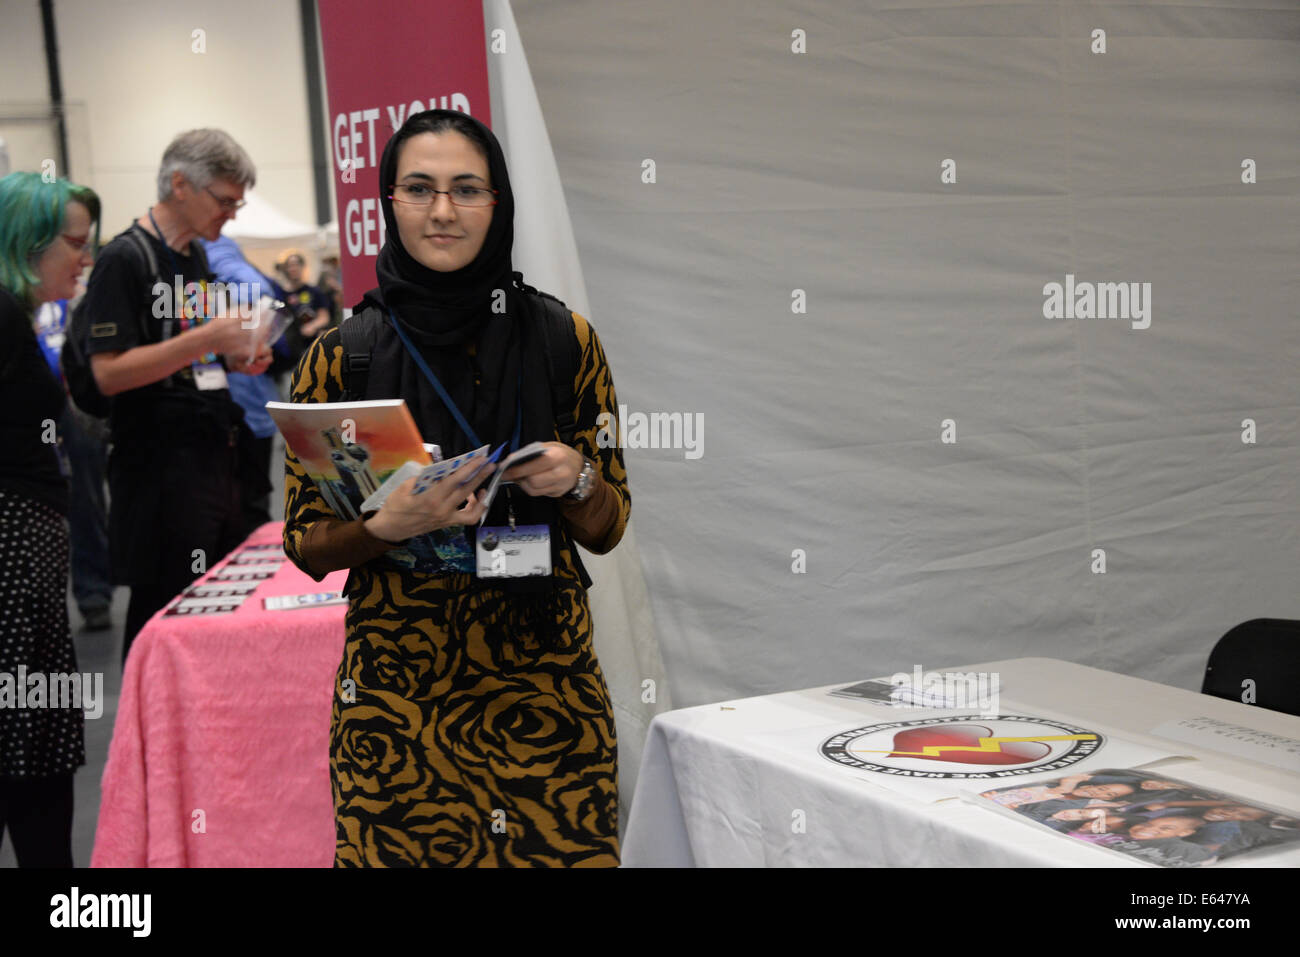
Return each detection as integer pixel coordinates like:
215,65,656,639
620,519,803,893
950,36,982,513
1201,618,1300,717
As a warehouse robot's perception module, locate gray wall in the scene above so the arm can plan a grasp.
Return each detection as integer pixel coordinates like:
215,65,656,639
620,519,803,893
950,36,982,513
512,0,1300,705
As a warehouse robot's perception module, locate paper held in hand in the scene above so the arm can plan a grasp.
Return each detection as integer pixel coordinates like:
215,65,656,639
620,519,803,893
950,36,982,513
245,296,294,354
359,440,548,516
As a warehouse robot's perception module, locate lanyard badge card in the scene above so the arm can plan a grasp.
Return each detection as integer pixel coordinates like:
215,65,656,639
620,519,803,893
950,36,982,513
476,442,552,579
475,518,552,579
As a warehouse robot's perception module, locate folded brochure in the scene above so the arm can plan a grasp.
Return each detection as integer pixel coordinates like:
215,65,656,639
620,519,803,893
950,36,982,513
267,399,536,576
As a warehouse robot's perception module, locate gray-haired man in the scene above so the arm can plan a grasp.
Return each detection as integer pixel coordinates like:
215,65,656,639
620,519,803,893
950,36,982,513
76,128,274,664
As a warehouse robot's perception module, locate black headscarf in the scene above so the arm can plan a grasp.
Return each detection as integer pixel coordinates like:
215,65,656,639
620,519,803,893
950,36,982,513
353,109,566,603
369,110,516,341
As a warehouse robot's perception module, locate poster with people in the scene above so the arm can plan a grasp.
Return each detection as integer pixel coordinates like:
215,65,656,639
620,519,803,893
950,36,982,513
972,768,1300,867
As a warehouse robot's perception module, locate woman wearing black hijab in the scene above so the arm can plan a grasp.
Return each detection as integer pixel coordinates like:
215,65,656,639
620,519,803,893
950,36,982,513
282,110,630,867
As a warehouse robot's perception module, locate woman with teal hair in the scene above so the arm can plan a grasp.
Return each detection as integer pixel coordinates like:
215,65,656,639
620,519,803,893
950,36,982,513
0,170,99,866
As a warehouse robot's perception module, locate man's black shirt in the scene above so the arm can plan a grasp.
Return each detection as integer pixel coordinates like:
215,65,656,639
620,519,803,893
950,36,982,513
79,224,244,446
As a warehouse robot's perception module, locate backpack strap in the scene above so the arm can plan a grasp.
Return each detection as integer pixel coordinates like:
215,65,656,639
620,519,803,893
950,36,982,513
123,225,160,286
123,226,162,334
339,306,385,401
514,274,581,446
540,307,580,446
121,225,179,389
513,277,593,590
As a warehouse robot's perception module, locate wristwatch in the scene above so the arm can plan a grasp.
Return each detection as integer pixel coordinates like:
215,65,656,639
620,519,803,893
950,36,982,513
565,457,597,503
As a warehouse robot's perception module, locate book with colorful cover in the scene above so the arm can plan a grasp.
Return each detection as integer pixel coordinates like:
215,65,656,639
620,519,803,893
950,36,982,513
266,399,477,575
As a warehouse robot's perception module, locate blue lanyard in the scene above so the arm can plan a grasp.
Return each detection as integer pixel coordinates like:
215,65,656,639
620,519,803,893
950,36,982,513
385,308,522,454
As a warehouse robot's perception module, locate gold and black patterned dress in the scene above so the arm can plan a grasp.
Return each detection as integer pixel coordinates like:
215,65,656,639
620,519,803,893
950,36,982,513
282,310,630,866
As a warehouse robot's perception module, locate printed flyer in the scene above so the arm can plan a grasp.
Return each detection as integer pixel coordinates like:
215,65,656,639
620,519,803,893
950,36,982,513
969,767,1300,867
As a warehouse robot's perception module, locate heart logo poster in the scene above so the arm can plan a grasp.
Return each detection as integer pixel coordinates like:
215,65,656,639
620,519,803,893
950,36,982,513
820,714,1103,780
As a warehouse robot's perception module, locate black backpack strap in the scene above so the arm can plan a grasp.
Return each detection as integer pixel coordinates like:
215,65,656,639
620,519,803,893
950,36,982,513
513,276,593,590
515,275,581,446
339,306,384,401
123,225,160,283
122,225,180,389
543,309,580,447
123,227,161,330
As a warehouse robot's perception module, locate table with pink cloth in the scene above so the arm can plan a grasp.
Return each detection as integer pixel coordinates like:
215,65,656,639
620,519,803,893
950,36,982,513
91,522,346,867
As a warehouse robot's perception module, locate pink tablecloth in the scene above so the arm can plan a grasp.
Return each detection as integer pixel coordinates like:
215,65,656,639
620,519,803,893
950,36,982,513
91,522,347,867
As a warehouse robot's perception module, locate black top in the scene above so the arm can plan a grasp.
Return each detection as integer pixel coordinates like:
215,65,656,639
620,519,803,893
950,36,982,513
282,282,331,321
0,286,68,516
79,224,244,448
279,282,336,371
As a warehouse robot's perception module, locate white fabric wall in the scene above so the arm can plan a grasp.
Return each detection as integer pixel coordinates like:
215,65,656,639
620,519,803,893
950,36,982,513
486,0,672,829
511,0,1300,707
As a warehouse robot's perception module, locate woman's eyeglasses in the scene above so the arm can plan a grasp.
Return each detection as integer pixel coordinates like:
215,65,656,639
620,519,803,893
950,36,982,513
60,233,93,252
389,183,498,208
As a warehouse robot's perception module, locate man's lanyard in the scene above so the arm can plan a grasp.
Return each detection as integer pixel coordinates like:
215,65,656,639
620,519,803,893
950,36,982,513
149,211,212,326
147,211,185,315
385,307,522,455
148,212,220,367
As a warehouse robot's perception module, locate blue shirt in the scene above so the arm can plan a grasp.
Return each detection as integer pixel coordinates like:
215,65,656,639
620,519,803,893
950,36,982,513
199,236,285,439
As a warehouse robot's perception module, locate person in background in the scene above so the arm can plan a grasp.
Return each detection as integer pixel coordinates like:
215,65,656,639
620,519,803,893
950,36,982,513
78,128,273,665
200,233,287,531
317,252,343,326
33,292,113,632
275,249,333,372
0,171,98,866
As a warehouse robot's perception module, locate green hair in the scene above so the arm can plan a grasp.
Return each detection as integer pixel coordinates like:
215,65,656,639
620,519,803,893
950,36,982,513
0,171,102,304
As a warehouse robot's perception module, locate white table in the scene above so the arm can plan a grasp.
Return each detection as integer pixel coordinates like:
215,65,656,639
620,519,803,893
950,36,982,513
621,658,1300,867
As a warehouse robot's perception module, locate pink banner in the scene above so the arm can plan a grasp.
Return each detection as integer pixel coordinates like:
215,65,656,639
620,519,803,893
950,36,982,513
316,0,491,305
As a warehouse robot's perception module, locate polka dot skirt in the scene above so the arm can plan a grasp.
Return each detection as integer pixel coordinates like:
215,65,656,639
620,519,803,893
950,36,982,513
0,488,86,779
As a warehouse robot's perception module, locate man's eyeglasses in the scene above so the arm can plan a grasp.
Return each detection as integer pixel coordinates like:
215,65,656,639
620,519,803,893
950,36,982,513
204,185,247,212
389,183,498,208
